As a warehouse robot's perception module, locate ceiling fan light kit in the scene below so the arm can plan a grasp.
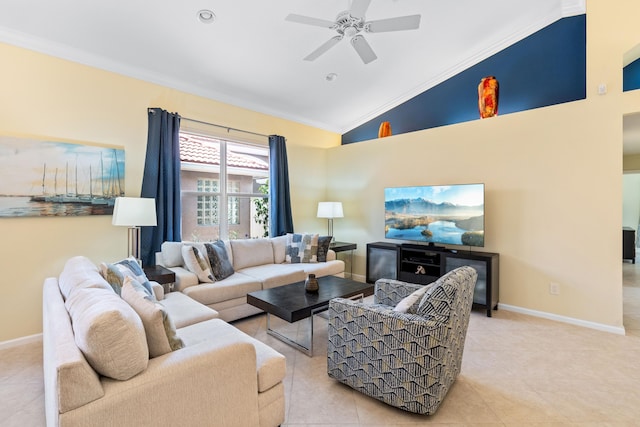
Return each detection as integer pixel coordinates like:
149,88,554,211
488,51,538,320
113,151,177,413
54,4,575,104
286,0,421,64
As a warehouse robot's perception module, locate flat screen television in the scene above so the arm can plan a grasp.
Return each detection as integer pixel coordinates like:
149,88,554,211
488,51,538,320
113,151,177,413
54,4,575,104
384,183,485,247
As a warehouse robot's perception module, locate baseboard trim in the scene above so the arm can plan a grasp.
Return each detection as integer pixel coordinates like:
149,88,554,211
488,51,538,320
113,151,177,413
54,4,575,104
0,333,43,350
499,304,626,335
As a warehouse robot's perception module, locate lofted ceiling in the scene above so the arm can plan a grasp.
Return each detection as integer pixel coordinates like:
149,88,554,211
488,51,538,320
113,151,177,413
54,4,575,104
0,0,585,134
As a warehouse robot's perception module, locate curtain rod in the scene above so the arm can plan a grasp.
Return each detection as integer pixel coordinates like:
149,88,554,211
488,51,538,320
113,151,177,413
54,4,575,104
181,116,270,139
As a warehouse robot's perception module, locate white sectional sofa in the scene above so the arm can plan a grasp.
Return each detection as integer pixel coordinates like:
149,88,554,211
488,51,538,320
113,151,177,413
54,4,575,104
43,256,286,427
157,235,345,321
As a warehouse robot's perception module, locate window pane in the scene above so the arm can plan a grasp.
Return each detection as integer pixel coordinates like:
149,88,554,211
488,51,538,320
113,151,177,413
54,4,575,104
180,132,269,241
226,196,269,239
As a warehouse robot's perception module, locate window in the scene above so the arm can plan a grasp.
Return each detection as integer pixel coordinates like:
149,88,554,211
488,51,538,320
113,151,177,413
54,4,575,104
196,179,218,225
180,131,269,241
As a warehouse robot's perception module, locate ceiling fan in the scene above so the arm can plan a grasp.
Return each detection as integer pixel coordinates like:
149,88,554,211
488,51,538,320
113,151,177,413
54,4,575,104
285,0,421,64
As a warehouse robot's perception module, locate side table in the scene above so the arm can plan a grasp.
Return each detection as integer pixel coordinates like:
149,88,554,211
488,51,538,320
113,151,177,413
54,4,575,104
144,265,176,294
330,241,357,278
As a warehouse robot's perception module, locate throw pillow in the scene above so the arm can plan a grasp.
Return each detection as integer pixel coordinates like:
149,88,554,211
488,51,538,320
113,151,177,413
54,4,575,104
121,276,184,357
101,257,154,298
285,233,319,263
64,287,148,380
181,245,214,283
205,240,235,281
393,283,435,313
316,235,332,263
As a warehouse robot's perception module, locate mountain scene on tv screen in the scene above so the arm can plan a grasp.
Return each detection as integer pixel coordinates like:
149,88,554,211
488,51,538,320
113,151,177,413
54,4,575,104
385,185,484,247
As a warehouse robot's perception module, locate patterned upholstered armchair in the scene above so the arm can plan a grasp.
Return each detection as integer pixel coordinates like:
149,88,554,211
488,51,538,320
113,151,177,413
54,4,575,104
327,266,477,415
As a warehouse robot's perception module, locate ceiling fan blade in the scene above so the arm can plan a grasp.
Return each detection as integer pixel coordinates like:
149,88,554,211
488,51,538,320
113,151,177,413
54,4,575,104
349,0,371,19
367,15,421,33
304,36,343,61
351,35,377,64
285,13,335,28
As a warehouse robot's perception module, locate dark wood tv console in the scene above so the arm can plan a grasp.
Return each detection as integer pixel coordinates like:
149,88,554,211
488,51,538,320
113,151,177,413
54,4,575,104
366,242,499,317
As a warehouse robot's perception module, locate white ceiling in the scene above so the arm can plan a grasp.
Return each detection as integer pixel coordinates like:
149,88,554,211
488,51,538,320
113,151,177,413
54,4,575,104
0,0,585,134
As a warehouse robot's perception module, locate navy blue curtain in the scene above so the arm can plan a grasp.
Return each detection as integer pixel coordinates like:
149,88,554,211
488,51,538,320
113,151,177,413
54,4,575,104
140,108,182,266
269,135,294,237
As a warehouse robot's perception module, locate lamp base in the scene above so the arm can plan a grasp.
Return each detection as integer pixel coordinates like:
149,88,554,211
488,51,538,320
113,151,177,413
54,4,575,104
328,218,334,241
127,226,142,266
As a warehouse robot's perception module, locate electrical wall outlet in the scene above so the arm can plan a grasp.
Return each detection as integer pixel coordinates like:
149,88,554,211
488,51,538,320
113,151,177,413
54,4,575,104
549,282,560,295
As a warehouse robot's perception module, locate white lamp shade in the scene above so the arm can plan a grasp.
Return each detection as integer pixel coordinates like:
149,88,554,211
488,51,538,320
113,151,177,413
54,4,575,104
317,202,344,219
112,197,157,226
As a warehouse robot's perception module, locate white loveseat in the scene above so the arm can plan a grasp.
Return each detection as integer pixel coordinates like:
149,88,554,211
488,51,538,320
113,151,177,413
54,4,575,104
43,256,286,427
157,235,345,321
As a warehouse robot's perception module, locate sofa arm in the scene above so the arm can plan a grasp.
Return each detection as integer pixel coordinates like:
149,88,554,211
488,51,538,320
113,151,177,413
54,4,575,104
62,340,261,427
150,281,165,300
374,279,424,306
165,266,199,292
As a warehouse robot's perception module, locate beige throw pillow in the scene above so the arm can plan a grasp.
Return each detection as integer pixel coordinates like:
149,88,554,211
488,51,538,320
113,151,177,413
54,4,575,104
64,287,148,380
121,276,184,358
181,245,214,283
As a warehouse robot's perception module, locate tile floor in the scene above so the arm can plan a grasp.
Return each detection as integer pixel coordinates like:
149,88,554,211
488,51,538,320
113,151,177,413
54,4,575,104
3,265,640,427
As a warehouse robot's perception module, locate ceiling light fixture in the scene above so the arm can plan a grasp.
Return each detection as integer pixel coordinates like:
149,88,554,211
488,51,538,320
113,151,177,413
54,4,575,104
197,9,216,24
325,73,338,82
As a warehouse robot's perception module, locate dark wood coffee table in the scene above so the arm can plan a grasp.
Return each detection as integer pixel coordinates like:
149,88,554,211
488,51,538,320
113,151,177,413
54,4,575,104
247,276,374,356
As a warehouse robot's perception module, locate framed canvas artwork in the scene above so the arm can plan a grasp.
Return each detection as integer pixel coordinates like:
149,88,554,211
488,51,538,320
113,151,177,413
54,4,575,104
0,136,125,217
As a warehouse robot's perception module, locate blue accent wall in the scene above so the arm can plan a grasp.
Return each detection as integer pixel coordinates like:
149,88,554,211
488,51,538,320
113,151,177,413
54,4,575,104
624,57,640,92
342,14,586,145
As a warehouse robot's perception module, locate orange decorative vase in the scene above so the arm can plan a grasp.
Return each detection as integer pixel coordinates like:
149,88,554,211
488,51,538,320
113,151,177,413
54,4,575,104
378,121,392,138
478,76,499,118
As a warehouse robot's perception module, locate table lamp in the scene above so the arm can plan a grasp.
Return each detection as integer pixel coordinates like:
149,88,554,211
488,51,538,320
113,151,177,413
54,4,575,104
112,197,157,265
317,201,343,241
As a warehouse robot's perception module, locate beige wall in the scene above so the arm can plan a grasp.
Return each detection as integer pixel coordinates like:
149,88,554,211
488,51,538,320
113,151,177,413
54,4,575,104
1,0,640,341
325,0,640,328
0,43,338,341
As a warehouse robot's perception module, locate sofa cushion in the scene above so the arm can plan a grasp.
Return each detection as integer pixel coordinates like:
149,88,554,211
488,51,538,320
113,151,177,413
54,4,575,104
121,277,184,358
178,318,286,393
271,235,288,264
160,241,184,268
205,241,235,280
64,287,148,380
238,264,306,290
181,245,214,283
285,233,319,263
231,238,275,270
58,256,113,300
183,272,261,306
279,259,345,278
161,291,219,329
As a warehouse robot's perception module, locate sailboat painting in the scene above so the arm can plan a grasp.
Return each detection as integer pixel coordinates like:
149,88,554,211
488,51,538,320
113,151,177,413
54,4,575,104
0,136,125,217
